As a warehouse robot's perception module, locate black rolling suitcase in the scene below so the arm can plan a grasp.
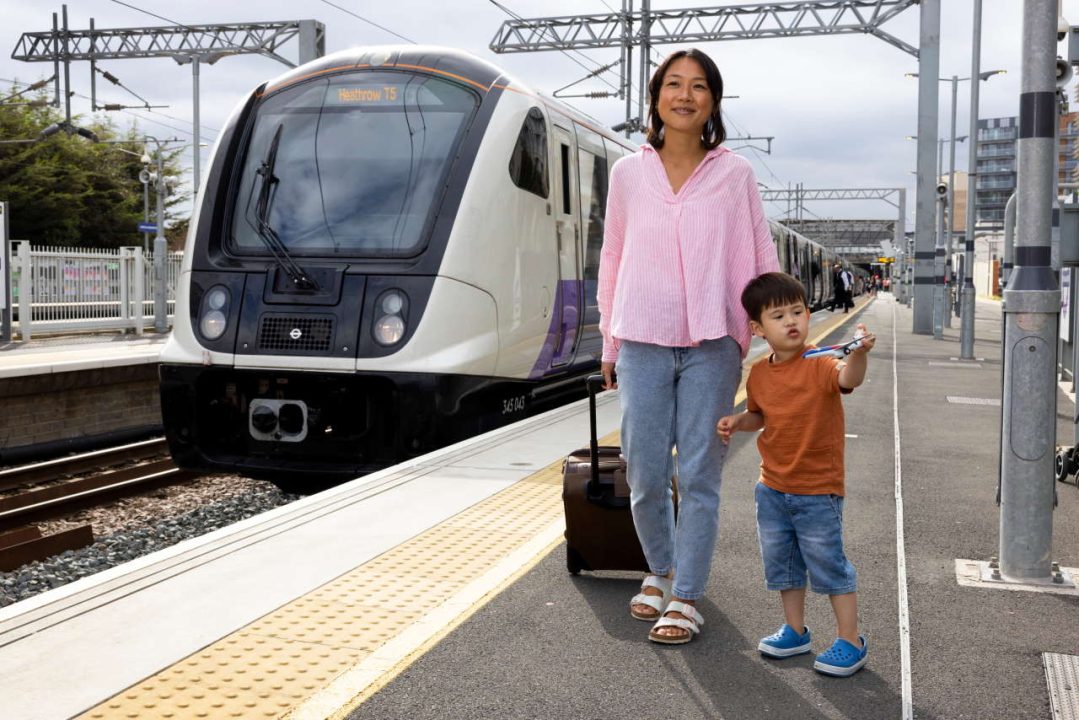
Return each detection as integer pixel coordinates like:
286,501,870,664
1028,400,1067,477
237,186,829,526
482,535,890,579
561,375,649,575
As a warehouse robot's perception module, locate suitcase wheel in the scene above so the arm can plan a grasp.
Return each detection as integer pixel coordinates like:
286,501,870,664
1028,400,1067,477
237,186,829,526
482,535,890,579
566,546,586,575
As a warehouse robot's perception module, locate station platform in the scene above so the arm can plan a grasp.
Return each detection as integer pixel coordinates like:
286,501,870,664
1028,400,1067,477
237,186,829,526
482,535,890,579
0,332,165,379
1,295,1076,720
0,334,167,459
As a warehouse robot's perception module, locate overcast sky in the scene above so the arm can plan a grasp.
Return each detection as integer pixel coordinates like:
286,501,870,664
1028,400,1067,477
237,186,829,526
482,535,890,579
1,1,1076,224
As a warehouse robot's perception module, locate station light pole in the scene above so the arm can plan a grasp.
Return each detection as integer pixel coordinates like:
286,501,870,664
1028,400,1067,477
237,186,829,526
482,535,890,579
908,133,965,337
961,0,989,359
107,143,153,253
908,66,1005,340
144,136,168,333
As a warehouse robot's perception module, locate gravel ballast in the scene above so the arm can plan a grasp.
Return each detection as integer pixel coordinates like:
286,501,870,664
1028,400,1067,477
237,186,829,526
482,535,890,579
0,475,298,608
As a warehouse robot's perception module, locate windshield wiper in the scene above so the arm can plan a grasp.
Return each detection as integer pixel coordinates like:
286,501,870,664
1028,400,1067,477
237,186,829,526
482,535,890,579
253,123,319,291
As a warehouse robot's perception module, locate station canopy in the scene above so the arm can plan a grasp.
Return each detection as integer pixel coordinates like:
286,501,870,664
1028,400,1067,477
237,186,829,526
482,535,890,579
781,218,897,265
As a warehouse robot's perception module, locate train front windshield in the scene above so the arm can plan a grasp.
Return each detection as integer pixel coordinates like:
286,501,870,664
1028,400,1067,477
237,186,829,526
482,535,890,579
230,71,480,257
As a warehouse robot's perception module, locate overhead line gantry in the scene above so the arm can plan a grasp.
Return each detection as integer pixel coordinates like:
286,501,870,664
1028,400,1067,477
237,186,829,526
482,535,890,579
10,6,325,195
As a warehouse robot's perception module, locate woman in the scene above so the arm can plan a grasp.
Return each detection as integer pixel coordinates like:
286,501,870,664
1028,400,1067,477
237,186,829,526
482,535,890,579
597,48,780,645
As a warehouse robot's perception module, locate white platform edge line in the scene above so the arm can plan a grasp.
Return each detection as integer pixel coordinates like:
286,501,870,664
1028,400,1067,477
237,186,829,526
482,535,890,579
893,300,914,719
0,389,620,640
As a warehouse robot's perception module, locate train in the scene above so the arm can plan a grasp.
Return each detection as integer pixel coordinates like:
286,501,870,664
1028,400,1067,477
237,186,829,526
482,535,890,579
158,45,851,490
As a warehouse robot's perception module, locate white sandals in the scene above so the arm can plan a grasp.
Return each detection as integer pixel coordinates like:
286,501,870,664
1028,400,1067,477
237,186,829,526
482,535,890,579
648,601,704,645
629,575,672,621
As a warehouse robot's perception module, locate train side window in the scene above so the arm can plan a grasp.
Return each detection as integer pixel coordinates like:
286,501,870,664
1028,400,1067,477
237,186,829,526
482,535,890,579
508,107,549,198
560,144,571,214
578,149,609,283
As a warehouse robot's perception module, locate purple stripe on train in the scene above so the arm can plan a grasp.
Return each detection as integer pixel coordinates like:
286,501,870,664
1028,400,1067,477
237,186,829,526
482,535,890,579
528,279,584,380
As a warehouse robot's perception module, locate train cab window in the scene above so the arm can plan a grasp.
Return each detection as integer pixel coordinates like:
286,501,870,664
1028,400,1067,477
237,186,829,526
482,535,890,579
508,107,549,198
229,72,479,257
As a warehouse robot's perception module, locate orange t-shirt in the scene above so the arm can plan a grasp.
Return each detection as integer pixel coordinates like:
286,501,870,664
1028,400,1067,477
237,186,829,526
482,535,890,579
745,349,852,496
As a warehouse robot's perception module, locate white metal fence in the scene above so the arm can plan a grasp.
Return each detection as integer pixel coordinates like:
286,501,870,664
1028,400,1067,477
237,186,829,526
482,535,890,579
9,242,183,340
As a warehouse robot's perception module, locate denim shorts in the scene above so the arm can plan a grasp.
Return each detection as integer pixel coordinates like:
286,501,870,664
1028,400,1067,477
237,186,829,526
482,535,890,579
754,482,857,595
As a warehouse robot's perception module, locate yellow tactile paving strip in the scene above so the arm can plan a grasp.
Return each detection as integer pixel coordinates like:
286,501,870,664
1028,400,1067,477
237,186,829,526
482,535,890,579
77,450,593,720
78,300,866,720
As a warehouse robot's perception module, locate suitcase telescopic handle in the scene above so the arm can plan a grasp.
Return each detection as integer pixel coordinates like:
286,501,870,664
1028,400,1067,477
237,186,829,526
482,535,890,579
586,374,606,491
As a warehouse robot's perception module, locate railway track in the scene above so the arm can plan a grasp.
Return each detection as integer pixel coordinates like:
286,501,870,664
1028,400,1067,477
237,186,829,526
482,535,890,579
0,438,200,570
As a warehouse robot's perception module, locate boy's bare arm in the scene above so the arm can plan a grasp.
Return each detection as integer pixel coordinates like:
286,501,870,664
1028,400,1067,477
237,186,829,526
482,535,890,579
838,323,876,390
717,410,764,444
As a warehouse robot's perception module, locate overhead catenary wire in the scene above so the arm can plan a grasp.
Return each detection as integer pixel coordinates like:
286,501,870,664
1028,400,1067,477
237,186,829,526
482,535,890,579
95,66,161,110
0,76,55,105
488,0,625,100
724,108,785,190
0,77,219,146
318,0,417,44
0,77,218,141
105,0,200,33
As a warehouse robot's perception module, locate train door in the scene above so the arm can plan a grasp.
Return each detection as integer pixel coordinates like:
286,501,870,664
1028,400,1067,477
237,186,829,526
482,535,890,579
549,123,582,368
574,128,612,361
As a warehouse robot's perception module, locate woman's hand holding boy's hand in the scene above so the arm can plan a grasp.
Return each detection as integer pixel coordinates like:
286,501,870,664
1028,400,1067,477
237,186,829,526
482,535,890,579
717,411,763,445
716,414,739,444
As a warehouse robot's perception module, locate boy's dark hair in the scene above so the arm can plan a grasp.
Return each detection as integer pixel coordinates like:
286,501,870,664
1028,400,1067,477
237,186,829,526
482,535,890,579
741,272,808,323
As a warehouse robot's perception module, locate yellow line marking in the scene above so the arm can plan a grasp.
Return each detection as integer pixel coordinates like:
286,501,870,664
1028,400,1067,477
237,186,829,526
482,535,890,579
79,454,617,720
296,521,567,720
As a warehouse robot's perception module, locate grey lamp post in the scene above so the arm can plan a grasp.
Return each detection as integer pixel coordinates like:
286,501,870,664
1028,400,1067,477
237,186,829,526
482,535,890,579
908,132,966,337
144,136,168,333
961,2,1006,358
908,66,1006,341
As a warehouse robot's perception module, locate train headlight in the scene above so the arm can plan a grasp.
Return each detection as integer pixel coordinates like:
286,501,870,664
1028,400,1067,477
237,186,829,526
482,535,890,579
380,291,404,315
206,287,228,311
373,289,408,346
374,314,406,346
199,285,230,340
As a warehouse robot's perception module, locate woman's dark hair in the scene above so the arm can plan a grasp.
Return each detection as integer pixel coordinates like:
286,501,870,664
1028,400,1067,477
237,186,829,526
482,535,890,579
741,272,808,323
646,48,726,150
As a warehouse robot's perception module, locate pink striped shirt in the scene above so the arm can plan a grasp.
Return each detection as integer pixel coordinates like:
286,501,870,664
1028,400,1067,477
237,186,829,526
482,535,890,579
598,144,780,362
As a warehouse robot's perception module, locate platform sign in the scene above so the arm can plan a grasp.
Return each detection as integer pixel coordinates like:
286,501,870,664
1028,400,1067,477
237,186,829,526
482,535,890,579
876,256,895,264
138,222,158,234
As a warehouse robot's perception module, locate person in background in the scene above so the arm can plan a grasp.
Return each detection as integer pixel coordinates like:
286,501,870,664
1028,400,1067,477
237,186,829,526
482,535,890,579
718,271,875,677
597,48,780,645
841,266,855,312
828,262,845,312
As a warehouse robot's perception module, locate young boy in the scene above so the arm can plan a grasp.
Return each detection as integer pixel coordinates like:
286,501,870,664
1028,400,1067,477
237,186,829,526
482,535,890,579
717,271,875,677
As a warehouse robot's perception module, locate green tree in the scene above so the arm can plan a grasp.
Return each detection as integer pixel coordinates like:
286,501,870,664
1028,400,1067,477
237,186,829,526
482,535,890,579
0,82,188,248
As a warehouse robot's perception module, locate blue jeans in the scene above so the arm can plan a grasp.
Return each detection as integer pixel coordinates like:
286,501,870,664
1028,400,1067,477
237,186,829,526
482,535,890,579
754,482,857,595
616,338,740,600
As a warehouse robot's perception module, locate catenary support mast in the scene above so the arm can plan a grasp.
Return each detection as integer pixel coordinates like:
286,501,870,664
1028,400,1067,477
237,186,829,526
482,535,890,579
999,0,1060,582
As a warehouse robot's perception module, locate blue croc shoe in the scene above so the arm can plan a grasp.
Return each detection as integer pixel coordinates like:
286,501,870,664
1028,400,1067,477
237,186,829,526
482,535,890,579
814,636,868,677
758,624,812,658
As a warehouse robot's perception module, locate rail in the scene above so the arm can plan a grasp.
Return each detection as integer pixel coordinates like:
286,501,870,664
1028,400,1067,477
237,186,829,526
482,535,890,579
0,439,198,568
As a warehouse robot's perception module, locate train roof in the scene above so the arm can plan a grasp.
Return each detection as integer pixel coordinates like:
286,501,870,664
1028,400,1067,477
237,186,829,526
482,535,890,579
258,45,634,151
